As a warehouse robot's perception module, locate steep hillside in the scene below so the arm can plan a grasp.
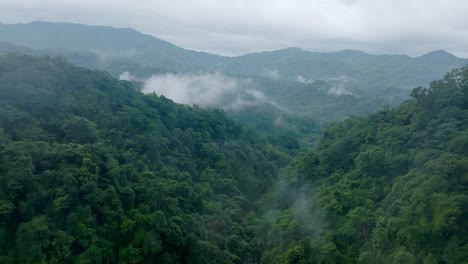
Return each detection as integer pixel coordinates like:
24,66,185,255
258,67,468,263
0,54,293,263
0,53,466,263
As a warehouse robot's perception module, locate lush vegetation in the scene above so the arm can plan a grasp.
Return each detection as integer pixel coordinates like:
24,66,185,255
0,54,466,263
0,54,295,263
258,67,468,263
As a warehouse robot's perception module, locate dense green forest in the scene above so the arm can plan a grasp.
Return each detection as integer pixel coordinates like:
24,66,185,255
0,54,295,263
258,67,468,263
0,54,466,263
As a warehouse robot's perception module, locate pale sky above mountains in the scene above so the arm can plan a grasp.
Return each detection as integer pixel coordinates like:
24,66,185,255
1,0,467,57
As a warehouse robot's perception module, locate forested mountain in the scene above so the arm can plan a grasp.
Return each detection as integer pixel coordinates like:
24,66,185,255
257,66,468,263
0,51,467,263
1,21,467,131
0,54,295,263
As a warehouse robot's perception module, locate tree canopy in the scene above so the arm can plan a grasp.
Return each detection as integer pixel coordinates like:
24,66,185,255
0,54,291,263
0,53,466,263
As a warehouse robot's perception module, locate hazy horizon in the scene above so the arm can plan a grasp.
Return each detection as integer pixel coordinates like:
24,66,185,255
1,20,466,59
1,0,467,57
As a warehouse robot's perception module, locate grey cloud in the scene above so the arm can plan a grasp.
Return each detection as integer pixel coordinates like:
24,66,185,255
0,0,467,57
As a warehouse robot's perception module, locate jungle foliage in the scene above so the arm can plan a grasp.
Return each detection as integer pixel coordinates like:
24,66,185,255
0,54,466,263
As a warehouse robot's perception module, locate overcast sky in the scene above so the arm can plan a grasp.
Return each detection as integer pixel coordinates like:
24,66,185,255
1,0,467,57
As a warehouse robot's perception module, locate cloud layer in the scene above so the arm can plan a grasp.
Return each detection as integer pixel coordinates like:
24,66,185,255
1,0,467,57
143,72,240,106
136,72,273,110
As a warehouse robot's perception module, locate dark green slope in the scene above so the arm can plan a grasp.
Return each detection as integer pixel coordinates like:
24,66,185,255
0,54,292,263
258,67,468,263
0,53,467,264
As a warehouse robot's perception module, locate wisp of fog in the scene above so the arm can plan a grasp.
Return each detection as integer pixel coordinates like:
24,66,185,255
120,71,276,110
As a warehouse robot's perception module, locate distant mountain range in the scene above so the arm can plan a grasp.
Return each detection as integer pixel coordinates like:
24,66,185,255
0,21,222,72
1,21,467,133
1,22,466,84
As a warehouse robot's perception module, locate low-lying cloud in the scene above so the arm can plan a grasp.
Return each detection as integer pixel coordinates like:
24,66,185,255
262,68,281,80
119,71,137,81
326,75,358,96
295,75,314,84
139,72,271,110
327,84,354,96
144,72,237,106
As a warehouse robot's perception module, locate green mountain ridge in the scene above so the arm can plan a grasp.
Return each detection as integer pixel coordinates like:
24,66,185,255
0,53,294,263
0,53,467,263
253,65,468,263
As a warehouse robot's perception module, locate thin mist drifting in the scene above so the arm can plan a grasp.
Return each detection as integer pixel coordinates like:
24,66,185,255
120,71,274,110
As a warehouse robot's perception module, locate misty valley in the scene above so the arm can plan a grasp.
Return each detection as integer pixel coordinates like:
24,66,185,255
0,21,466,264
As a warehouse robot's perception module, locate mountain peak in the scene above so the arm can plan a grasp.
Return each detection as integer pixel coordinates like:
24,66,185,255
335,49,369,56
273,47,306,54
0,21,180,52
419,50,456,59
338,49,365,53
283,47,304,51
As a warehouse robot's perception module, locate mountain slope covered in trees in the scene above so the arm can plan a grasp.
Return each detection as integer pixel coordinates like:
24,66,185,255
0,54,466,263
258,67,468,263
0,54,296,263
